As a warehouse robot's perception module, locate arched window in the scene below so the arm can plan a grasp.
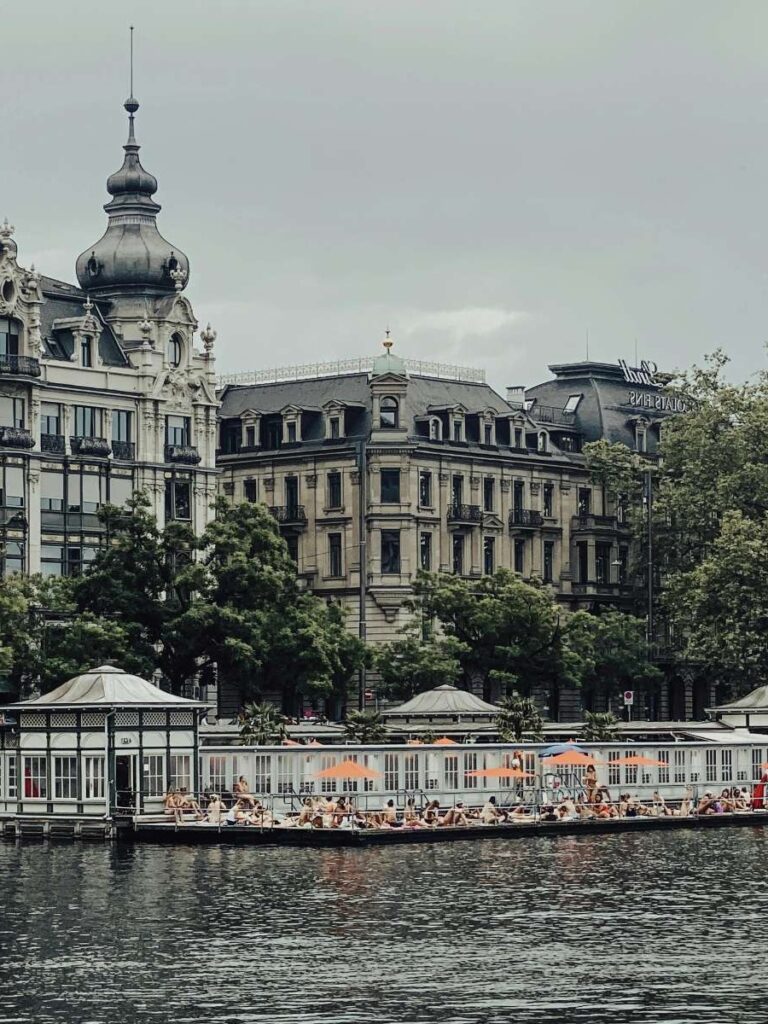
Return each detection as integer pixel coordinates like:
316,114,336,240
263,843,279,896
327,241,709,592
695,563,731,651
167,333,183,367
81,336,93,367
0,317,20,357
380,396,399,429
538,431,548,453
429,417,441,440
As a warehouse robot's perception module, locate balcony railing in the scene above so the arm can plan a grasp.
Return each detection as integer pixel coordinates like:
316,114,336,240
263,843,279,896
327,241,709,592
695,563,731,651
509,401,575,426
508,508,544,528
111,440,136,461
0,354,41,378
41,433,65,454
165,444,201,465
573,513,618,531
268,505,308,526
0,426,34,450
447,503,483,524
70,436,111,457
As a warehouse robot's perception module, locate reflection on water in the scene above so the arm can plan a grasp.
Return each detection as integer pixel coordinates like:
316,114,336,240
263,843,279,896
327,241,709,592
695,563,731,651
1,829,766,1023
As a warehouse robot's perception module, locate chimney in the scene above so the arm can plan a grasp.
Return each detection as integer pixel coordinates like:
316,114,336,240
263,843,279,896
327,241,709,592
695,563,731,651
506,385,526,407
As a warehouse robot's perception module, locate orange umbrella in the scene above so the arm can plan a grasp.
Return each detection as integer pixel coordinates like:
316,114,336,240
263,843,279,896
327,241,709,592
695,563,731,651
467,767,534,779
433,737,458,746
313,759,381,780
608,755,668,767
542,751,602,767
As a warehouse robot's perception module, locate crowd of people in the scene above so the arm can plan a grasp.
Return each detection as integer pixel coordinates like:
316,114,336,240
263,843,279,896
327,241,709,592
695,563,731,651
160,772,763,831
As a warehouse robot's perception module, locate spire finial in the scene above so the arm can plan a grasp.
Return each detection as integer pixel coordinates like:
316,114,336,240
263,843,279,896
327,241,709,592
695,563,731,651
383,328,393,352
124,26,139,141
130,26,134,98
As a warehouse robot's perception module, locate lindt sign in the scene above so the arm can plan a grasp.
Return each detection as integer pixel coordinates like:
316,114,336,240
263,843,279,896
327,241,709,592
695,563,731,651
618,359,661,388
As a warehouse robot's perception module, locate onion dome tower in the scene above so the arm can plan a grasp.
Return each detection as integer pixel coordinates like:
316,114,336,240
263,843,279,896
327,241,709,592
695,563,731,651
75,94,189,297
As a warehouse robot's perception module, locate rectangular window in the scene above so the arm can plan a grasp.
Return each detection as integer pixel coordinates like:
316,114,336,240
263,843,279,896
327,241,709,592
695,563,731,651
420,532,432,571
463,751,478,789
404,753,419,790
563,394,582,414
2,464,24,508
82,474,101,514
514,428,524,449
41,544,63,577
244,479,257,503
81,336,93,367
329,417,340,439
595,543,612,585
483,536,495,575
73,406,100,437
543,541,554,583
83,756,105,800
285,535,299,564
109,475,133,508
483,423,493,445
327,472,342,509
706,749,717,784
578,487,592,515
381,530,401,574
23,755,47,798
287,422,297,443
384,753,400,791
166,416,190,446
721,749,732,783
452,534,464,575
543,483,554,518
253,754,272,794
657,752,670,785
578,542,589,583
444,755,458,791
0,396,24,429
674,749,686,783
169,755,191,791
244,425,256,448
7,754,17,799
483,478,495,512
208,755,227,793
54,755,78,800
165,479,191,522
419,471,432,508
41,403,60,435
453,421,462,442
513,480,524,511
514,538,525,574
142,754,165,797
452,475,463,506
284,476,299,512
3,540,24,576
112,410,132,443
380,469,400,503
329,533,343,577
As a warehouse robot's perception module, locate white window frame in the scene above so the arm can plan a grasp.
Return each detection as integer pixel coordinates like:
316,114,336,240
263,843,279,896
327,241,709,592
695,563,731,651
53,755,78,800
142,754,165,798
83,756,105,800
23,755,47,799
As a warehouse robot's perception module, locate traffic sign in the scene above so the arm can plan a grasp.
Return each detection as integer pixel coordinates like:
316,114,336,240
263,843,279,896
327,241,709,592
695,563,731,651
623,690,634,706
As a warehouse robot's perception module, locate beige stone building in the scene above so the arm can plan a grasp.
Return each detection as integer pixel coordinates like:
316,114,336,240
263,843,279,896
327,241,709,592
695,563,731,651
217,343,637,714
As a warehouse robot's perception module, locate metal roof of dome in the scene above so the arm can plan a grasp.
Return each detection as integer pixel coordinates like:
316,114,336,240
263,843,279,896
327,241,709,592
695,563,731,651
75,97,189,296
8,665,205,709
382,684,499,717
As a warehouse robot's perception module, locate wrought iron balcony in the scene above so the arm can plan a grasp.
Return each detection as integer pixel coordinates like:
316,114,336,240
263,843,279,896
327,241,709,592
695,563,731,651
41,433,65,454
165,444,201,465
268,505,308,527
447,503,482,525
70,436,111,457
0,426,34,450
0,354,41,378
508,508,544,528
111,440,136,461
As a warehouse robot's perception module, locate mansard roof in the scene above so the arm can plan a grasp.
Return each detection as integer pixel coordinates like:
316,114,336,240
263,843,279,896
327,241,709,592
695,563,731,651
39,277,129,367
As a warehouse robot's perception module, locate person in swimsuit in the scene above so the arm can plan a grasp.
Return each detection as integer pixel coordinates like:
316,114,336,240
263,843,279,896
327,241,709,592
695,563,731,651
480,796,501,824
584,764,598,803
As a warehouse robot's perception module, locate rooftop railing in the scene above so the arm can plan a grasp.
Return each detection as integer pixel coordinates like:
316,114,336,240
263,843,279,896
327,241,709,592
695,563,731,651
218,357,486,388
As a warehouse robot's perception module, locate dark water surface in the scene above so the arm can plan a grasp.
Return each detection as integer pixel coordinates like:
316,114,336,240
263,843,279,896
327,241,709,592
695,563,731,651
1,829,767,1023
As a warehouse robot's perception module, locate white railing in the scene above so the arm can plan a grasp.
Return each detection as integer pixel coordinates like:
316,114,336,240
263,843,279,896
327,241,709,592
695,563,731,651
217,357,486,388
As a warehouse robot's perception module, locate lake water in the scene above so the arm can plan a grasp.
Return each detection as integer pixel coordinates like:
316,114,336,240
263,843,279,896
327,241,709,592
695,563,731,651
0,829,766,1023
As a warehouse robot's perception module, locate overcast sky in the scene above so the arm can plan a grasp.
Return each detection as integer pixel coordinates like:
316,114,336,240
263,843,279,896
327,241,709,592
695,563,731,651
4,0,768,390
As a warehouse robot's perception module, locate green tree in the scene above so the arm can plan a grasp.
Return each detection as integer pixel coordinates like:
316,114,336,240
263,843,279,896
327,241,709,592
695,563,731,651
238,701,287,745
168,500,367,712
583,438,644,516
495,694,544,742
344,709,387,743
582,710,619,742
410,569,574,702
374,630,466,701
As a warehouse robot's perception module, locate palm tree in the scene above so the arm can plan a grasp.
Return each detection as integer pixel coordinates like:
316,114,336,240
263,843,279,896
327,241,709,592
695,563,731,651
238,701,288,746
582,710,619,742
344,709,387,744
495,694,544,742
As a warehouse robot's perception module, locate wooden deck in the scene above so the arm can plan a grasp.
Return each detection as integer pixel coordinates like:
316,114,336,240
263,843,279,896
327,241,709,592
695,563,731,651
130,810,768,847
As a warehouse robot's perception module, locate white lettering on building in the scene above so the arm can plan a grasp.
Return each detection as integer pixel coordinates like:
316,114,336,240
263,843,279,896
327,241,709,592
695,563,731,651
618,358,661,387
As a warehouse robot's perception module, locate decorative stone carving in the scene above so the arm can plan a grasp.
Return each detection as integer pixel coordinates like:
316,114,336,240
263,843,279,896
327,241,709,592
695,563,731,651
200,323,217,355
470,476,480,489
500,480,511,492
305,475,318,488
263,477,275,492
530,482,541,495
438,472,450,483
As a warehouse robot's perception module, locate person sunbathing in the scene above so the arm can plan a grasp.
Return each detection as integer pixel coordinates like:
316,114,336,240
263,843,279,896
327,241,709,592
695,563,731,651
593,797,618,819
233,777,256,808
296,798,314,826
697,791,718,815
404,798,418,823
480,796,501,824
179,789,204,820
163,789,183,824
422,800,440,825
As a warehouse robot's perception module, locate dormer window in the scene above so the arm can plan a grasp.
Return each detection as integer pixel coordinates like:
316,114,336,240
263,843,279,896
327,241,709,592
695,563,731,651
329,417,340,439
167,333,182,368
287,422,297,443
563,394,582,414
452,420,463,443
429,417,441,440
635,421,648,453
380,396,399,429
81,336,93,368
538,432,548,453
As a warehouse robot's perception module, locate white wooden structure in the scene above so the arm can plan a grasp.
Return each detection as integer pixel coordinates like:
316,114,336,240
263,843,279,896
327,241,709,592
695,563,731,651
0,665,206,818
